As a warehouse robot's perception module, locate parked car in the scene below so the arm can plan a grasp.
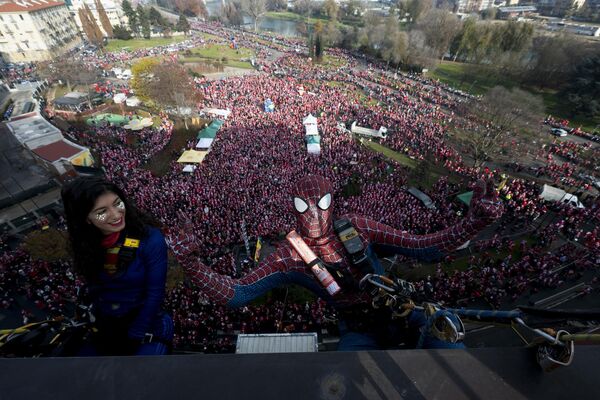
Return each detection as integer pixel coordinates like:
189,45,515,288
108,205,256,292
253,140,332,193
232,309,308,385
550,128,568,137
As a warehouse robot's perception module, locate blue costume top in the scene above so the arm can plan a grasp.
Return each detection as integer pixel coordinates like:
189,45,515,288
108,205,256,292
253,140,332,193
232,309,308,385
92,227,168,340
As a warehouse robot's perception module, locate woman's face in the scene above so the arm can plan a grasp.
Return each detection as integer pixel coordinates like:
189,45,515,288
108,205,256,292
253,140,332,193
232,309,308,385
87,191,126,235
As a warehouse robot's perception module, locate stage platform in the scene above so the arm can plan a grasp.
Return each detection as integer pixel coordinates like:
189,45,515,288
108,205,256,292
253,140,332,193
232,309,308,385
1,347,598,400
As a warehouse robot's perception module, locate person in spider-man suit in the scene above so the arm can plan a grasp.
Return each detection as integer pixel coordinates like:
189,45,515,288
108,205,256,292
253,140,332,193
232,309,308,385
168,175,503,350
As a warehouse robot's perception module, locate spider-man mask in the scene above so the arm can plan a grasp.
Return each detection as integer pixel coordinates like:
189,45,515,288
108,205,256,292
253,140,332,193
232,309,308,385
292,175,333,239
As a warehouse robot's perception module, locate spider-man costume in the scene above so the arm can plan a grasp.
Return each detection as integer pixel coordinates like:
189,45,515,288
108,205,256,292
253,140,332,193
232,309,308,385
169,175,503,350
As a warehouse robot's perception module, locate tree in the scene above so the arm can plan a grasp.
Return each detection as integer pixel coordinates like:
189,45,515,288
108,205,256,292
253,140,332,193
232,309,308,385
322,20,342,46
122,0,139,36
340,0,363,22
175,0,208,19
85,3,105,42
138,5,151,39
176,13,190,34
315,32,323,61
78,7,103,46
242,0,267,31
396,0,432,23
39,59,98,92
405,29,438,70
381,19,408,67
451,17,476,62
95,0,114,37
219,2,244,26
357,11,386,55
323,0,339,20
148,7,166,27
131,57,161,104
524,34,590,89
266,0,286,11
417,9,462,60
497,20,533,54
113,25,133,40
294,0,315,15
458,86,545,166
147,62,202,129
560,55,600,118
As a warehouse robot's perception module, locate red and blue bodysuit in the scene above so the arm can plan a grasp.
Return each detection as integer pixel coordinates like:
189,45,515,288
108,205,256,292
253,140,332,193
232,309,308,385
170,176,503,350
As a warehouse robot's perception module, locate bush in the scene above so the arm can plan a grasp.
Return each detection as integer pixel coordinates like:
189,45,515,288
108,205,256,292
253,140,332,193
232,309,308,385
113,25,133,40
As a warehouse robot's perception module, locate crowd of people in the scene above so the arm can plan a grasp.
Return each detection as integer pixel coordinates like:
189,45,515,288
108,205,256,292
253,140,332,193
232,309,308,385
1,21,599,353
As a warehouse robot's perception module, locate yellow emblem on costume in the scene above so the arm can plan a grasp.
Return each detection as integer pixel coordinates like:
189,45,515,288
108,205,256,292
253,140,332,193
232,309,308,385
124,238,140,248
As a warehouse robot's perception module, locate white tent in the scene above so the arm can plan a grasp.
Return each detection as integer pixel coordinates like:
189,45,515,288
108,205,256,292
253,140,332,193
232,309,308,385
125,96,141,107
113,93,127,104
123,117,153,130
307,143,320,155
196,138,214,149
182,164,197,173
201,108,231,119
303,114,317,125
350,121,387,139
305,124,319,136
303,114,319,136
177,150,208,163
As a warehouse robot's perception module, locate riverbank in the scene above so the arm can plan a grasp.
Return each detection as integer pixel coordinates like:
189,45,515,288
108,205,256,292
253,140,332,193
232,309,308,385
429,61,599,133
265,11,352,29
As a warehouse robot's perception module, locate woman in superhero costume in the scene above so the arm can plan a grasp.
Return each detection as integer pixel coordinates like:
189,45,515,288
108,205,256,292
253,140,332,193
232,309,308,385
62,177,173,355
169,175,503,350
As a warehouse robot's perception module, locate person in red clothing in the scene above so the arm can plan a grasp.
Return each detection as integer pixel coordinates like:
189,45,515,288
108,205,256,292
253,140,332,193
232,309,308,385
61,177,173,356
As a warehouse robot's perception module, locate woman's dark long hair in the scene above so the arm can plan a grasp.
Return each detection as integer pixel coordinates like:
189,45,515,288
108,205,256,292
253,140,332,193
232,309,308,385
61,176,156,281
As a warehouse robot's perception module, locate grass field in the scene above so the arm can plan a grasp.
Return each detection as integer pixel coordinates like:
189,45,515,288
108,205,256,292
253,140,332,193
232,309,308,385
362,139,418,169
429,61,599,132
266,11,352,30
180,45,254,69
265,11,329,24
105,36,187,52
361,139,465,189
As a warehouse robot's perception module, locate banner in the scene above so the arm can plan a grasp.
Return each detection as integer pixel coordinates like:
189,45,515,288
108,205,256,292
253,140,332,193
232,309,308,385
241,220,250,260
254,237,262,263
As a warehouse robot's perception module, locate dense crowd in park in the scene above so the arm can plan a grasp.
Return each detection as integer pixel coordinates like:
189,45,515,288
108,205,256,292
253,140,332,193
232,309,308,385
1,22,599,352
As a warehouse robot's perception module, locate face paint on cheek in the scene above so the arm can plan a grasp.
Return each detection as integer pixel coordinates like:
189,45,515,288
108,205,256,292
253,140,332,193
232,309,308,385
115,199,126,211
96,213,107,222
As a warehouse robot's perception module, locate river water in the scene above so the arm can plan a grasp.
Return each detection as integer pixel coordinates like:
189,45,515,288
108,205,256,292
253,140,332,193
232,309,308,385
205,0,301,37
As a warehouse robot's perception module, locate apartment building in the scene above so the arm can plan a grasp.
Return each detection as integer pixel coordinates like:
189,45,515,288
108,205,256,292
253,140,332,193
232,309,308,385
0,0,82,62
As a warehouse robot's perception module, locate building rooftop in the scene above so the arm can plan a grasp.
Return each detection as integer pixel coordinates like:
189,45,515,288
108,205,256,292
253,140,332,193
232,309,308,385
6,114,62,147
31,139,82,162
0,0,65,13
498,6,537,12
236,333,319,354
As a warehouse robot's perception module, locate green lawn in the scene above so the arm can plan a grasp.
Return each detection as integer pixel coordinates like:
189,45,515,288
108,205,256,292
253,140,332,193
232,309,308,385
325,81,347,88
429,61,515,96
265,11,329,24
180,56,253,69
180,44,254,69
106,36,187,52
429,61,599,132
320,54,348,69
362,139,464,189
361,139,418,168
265,11,350,30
